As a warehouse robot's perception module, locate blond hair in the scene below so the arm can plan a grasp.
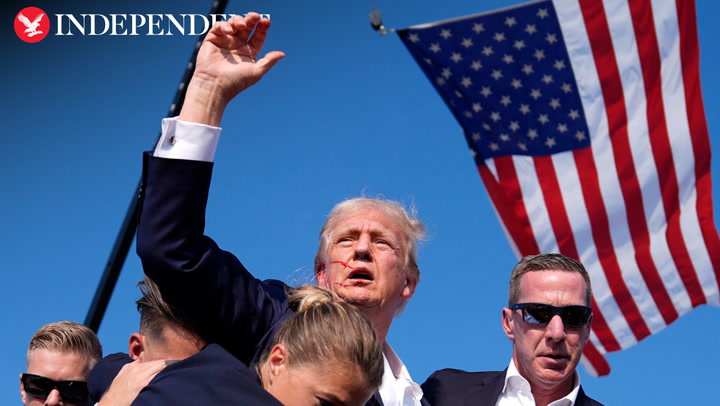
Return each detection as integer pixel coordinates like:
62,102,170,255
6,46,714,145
27,321,102,373
259,285,384,390
508,253,593,306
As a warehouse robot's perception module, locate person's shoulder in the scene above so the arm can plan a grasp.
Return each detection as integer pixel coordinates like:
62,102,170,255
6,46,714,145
421,369,505,404
87,353,134,404
422,368,505,392
135,345,283,405
89,352,133,377
577,385,605,406
262,279,292,296
426,368,504,381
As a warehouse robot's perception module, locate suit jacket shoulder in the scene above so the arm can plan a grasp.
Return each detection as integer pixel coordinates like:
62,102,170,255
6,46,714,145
131,344,283,406
576,385,604,406
87,352,133,405
422,368,604,406
422,368,506,406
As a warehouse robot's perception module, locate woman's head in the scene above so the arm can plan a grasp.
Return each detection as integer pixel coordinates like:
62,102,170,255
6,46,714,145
258,285,384,406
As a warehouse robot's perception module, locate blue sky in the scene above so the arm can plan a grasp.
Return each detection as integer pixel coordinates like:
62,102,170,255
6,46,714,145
3,0,719,404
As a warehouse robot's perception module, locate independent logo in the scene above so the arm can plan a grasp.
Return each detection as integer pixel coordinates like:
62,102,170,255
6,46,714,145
15,7,49,43
13,8,270,42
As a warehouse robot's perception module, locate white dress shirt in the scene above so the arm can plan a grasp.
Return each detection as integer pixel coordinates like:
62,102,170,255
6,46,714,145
496,359,580,406
378,342,424,406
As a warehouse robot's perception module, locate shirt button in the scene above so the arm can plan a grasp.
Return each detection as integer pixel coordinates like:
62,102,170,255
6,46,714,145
169,135,176,145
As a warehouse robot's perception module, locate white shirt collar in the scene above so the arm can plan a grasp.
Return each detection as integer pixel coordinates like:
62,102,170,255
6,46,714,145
498,358,581,406
377,342,423,406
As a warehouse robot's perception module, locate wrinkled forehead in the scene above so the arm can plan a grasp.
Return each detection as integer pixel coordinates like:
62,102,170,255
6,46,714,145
331,209,405,240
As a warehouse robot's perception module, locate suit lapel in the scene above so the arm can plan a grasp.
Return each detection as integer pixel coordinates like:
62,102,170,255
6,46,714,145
574,386,594,406
367,392,384,406
464,370,507,406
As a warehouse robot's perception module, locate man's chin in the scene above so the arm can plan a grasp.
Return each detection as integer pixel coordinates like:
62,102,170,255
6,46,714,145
334,288,376,308
535,366,572,386
331,279,373,288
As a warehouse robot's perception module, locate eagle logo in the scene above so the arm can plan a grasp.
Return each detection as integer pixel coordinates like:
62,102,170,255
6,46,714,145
18,12,45,37
14,7,49,43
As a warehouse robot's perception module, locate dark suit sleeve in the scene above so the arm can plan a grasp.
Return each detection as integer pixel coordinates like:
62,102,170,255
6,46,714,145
136,153,290,365
86,353,133,406
421,370,449,406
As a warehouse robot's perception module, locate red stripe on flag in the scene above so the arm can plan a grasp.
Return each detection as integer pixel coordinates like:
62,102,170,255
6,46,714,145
582,339,611,376
588,295,619,353
629,0,705,310
677,0,720,294
532,156,580,256
579,0,677,331
533,155,626,357
478,159,541,255
572,147,632,350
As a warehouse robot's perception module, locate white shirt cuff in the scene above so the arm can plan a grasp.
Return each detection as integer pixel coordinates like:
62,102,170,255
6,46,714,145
154,117,221,162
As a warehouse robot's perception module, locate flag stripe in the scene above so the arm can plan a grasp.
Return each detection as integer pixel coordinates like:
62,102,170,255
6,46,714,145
648,1,700,315
577,0,667,339
676,0,720,302
478,164,540,255
571,147,626,351
629,0,708,313
515,158,559,251
484,157,542,254
615,0,687,323
555,0,647,350
534,156,579,255
580,337,610,376
564,0,676,340
542,150,629,353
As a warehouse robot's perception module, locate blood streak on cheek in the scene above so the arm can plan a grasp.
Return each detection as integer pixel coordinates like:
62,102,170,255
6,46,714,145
331,261,362,287
331,261,360,270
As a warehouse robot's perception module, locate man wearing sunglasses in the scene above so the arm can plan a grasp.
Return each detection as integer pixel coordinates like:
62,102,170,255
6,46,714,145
20,321,102,406
421,253,604,406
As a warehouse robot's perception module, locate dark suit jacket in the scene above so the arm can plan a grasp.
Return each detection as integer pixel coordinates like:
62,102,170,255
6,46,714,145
421,368,604,406
136,154,425,406
87,352,133,405
137,153,293,368
87,344,283,406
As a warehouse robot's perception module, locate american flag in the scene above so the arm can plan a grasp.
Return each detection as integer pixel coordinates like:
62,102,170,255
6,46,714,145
398,0,720,376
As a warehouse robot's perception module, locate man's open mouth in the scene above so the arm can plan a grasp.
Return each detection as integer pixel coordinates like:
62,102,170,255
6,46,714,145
349,270,374,281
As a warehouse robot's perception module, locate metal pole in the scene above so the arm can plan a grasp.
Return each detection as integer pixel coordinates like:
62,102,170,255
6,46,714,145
84,0,230,332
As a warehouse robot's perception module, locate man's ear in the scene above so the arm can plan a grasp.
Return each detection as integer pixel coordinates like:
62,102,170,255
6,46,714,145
316,262,327,287
502,308,515,340
19,373,27,405
401,275,418,299
129,333,145,361
268,344,289,377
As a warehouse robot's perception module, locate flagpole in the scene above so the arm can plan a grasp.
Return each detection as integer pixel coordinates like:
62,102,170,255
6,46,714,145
84,0,230,333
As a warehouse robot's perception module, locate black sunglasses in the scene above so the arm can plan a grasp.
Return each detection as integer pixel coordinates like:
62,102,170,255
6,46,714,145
21,373,88,403
510,302,592,328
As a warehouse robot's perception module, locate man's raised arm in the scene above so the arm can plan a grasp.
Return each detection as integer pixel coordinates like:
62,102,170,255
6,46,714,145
136,13,288,365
